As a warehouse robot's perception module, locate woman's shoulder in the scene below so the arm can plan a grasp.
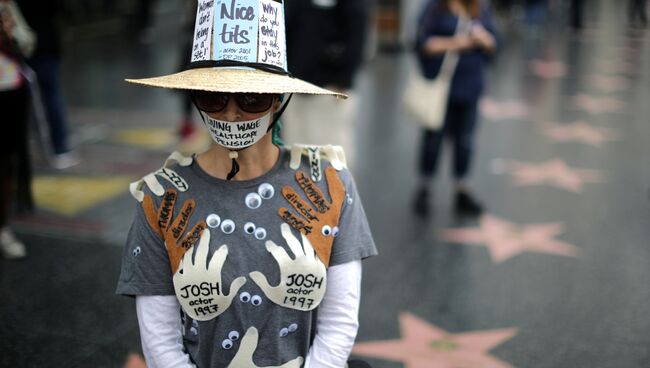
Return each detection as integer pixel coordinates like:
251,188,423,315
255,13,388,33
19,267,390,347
281,144,353,186
128,151,196,203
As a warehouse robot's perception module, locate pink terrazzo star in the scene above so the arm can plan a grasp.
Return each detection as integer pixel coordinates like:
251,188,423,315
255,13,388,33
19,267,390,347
529,60,567,78
123,354,146,368
353,312,517,368
441,214,580,262
540,121,618,146
572,94,626,114
480,98,530,121
588,75,632,93
505,159,604,193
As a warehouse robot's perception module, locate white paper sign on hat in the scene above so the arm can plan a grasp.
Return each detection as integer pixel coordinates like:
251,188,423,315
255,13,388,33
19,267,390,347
191,0,287,71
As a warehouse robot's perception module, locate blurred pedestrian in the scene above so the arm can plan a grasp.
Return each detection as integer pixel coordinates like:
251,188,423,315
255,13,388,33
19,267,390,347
176,0,197,140
412,0,498,217
17,0,79,169
282,0,371,170
136,0,157,43
0,0,34,259
569,0,584,30
629,0,648,28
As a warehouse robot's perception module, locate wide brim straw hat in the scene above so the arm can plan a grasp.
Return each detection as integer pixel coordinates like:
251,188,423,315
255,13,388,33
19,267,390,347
125,0,346,99
126,65,345,98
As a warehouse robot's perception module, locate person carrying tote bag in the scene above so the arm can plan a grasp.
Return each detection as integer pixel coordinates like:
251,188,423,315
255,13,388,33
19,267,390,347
410,0,498,217
403,12,466,131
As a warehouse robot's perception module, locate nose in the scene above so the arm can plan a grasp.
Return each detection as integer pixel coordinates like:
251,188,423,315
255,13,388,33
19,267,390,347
217,97,242,121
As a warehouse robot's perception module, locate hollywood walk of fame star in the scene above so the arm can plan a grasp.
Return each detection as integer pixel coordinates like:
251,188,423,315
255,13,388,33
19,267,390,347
540,121,619,146
480,98,530,121
440,214,581,262
353,312,517,368
588,75,631,93
528,60,567,79
504,158,604,193
123,354,146,368
572,94,626,115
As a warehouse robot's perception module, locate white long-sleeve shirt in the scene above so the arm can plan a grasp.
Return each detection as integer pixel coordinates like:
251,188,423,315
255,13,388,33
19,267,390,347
136,260,362,368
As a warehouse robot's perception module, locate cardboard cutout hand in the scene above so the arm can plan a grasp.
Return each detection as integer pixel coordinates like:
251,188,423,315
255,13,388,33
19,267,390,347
173,229,246,321
227,327,304,368
249,223,326,311
130,151,193,202
278,167,345,266
143,188,206,274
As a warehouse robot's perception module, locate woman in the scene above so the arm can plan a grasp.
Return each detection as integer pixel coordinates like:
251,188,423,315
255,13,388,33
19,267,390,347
116,1,376,367
0,0,33,259
412,0,498,217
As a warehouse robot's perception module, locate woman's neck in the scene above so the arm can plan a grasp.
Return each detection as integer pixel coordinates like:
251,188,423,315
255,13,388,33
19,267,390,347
196,134,280,181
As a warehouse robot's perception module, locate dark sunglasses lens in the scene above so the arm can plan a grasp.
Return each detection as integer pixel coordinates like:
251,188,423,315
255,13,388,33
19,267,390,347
193,91,228,112
236,94,274,113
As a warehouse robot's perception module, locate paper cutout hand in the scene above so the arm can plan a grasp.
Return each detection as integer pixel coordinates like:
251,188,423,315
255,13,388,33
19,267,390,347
143,188,206,274
249,223,327,311
227,327,304,368
130,151,193,202
173,229,246,321
288,144,347,172
278,167,345,266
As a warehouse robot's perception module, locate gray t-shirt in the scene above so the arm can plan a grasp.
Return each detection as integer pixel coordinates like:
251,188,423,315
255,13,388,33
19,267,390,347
116,147,376,367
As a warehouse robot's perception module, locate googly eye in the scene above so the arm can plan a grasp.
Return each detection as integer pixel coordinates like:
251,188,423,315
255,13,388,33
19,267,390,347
251,295,263,306
254,227,267,240
239,292,251,303
258,183,275,199
221,219,235,234
190,327,198,336
206,214,221,228
321,225,332,237
132,246,141,257
288,323,298,333
245,193,262,209
222,339,233,349
279,327,289,337
332,226,340,237
244,222,256,234
228,330,240,341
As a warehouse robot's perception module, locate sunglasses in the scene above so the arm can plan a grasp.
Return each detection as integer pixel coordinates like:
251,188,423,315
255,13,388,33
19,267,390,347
191,91,276,114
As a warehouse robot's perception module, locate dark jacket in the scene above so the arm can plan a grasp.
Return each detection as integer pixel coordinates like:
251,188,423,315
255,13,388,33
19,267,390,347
415,0,499,103
15,0,63,59
285,0,369,89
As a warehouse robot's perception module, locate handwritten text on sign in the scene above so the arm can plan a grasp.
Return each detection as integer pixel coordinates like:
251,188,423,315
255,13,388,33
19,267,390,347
214,0,258,63
192,0,215,62
205,119,264,148
258,0,286,68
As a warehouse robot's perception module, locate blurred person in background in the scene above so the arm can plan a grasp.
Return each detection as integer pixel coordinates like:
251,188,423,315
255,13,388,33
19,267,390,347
136,0,157,43
412,0,498,217
0,0,34,259
629,0,648,28
282,0,371,170
17,0,79,169
569,0,584,30
176,0,198,140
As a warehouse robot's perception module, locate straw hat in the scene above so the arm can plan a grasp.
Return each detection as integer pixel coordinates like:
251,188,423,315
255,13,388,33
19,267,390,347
126,0,345,99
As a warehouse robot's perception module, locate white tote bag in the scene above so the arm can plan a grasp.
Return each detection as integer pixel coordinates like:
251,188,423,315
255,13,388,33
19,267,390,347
403,17,465,130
